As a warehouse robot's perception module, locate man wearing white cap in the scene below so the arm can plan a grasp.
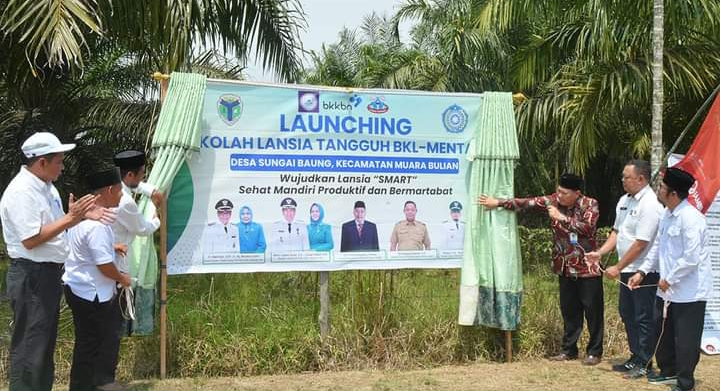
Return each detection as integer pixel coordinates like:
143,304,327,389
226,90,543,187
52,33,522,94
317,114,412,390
270,197,308,252
0,132,108,391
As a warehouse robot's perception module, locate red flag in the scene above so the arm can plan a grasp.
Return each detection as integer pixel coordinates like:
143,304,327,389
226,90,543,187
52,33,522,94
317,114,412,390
674,91,720,213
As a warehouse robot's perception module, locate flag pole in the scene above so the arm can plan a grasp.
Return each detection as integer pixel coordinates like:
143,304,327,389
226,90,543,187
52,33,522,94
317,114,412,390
153,71,171,379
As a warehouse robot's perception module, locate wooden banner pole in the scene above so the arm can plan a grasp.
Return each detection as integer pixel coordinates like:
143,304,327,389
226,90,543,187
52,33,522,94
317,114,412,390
505,330,512,363
155,73,170,379
319,271,330,338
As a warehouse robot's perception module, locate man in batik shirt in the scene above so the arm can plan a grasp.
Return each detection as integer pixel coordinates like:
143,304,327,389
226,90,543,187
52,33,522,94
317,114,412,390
478,173,602,365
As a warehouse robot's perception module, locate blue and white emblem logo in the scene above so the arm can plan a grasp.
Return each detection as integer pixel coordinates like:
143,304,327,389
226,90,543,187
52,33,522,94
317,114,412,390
442,104,468,133
217,94,243,126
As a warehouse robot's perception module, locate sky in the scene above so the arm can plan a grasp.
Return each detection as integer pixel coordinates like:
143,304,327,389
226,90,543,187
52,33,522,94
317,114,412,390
244,0,410,82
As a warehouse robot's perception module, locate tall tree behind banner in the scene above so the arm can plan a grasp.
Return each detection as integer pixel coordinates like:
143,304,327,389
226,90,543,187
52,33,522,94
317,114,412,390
674,92,720,213
651,0,664,174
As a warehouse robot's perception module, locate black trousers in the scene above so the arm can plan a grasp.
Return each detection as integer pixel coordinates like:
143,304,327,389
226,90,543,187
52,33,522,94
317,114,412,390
5,258,63,391
654,297,706,391
94,290,123,386
619,272,659,365
558,275,604,357
64,286,115,391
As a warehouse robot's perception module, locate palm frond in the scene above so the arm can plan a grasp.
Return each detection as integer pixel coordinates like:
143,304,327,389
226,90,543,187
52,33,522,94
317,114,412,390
0,0,102,70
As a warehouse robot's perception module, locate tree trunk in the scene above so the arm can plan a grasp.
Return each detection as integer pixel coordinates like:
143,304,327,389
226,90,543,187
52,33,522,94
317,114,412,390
651,0,664,176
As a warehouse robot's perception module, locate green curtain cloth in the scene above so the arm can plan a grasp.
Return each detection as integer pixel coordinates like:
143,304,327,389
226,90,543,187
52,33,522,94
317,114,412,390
458,92,522,331
129,72,207,334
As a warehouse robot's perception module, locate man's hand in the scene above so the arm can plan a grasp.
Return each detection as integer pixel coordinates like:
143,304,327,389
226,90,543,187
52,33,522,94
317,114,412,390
118,273,132,288
604,265,620,280
585,251,601,264
477,194,499,209
150,190,164,208
68,193,99,224
658,278,670,292
584,251,603,275
85,205,117,225
113,243,128,257
547,205,566,222
628,272,644,289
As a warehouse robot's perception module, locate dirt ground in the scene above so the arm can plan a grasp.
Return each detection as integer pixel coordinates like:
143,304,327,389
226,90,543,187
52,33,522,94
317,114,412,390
41,355,720,391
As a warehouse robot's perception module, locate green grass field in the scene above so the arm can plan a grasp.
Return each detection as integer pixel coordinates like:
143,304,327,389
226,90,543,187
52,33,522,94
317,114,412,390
0,228,628,383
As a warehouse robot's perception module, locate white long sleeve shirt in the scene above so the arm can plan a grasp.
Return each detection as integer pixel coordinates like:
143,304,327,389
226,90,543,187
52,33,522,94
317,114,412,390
639,200,713,303
270,220,308,251
202,222,238,256
111,182,160,272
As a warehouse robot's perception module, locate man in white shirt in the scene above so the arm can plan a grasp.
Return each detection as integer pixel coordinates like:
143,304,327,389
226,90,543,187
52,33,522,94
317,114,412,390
202,198,238,256
0,132,102,391
586,160,663,378
96,150,162,391
112,150,162,273
63,167,132,391
442,201,465,250
629,167,712,391
270,197,308,252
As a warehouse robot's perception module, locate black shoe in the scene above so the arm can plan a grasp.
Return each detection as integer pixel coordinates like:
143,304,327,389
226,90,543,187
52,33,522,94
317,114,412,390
623,366,649,379
647,371,678,385
612,357,637,372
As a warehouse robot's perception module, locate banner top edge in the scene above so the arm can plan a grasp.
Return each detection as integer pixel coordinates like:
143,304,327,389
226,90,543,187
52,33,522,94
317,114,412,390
207,78,500,98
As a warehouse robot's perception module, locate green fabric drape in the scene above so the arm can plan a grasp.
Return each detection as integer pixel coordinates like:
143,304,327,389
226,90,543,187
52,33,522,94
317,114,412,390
129,72,207,334
458,92,522,331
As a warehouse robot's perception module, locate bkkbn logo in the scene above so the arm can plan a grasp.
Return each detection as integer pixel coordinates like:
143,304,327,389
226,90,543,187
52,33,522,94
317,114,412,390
323,100,354,111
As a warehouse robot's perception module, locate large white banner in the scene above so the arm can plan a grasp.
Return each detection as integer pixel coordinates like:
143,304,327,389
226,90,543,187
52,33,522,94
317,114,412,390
166,81,487,274
701,193,720,354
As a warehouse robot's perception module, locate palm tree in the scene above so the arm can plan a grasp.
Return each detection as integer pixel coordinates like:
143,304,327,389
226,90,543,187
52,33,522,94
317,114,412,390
387,0,720,172
0,0,307,194
1,0,305,80
651,0,664,175
304,13,427,90
391,0,513,92
308,0,720,222
498,0,720,175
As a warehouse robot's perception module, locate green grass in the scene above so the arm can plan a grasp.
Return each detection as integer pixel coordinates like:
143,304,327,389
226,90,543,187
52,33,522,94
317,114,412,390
0,228,627,383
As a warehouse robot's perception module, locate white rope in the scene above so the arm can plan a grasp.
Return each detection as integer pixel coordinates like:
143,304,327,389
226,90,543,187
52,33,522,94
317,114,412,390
118,284,136,321
597,263,670,373
114,255,136,321
648,299,671,367
597,265,660,289
576,240,669,372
